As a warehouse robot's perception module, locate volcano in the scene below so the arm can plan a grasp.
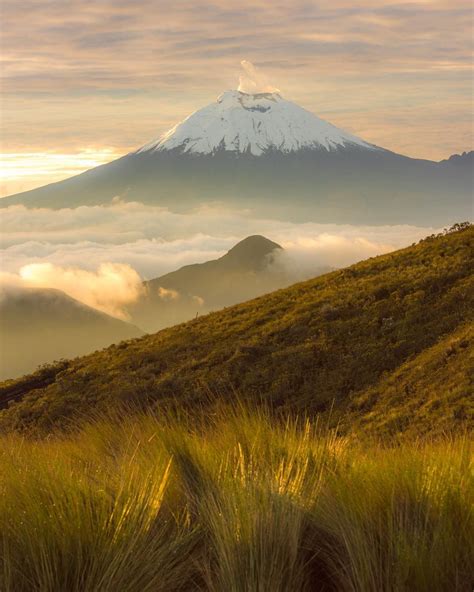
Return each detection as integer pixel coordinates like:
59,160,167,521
2,86,472,225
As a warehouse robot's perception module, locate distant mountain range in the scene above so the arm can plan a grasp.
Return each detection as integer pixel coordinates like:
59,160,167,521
1,224,472,436
439,151,474,166
2,91,472,226
128,235,328,332
0,287,142,381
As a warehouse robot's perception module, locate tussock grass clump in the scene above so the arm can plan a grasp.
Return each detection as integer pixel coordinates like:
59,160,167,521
0,410,472,591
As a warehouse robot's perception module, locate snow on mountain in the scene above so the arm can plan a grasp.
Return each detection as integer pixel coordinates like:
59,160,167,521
136,90,379,156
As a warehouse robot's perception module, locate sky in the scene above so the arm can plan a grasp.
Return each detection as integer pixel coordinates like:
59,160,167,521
0,0,473,197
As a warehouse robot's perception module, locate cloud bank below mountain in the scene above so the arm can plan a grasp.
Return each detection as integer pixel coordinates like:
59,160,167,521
0,201,437,316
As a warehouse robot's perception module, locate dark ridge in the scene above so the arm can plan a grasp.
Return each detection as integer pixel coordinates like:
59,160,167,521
439,150,474,165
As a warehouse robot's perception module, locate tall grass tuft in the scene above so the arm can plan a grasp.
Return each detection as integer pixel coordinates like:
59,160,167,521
0,426,197,591
0,409,472,591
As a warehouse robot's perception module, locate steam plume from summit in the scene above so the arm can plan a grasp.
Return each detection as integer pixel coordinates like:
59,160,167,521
238,60,280,94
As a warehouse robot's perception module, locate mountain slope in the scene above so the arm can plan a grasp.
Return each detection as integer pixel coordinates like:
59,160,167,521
1,92,471,226
0,287,143,381
1,225,472,434
128,235,322,332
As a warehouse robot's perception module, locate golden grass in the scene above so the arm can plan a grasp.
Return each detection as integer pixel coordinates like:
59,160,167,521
1,408,472,591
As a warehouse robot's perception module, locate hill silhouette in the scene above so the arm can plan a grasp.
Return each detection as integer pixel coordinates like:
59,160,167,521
128,235,323,332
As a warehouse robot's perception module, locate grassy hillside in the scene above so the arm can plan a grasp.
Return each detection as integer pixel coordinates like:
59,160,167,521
1,224,472,435
347,323,473,438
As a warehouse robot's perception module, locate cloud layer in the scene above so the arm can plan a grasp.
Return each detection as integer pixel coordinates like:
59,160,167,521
0,201,435,277
0,201,437,317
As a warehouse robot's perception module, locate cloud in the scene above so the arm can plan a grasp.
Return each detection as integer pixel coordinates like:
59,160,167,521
158,286,180,301
192,295,205,307
0,201,436,282
271,234,394,278
1,262,144,319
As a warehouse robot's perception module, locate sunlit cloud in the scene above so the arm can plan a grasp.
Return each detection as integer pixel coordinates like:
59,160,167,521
158,287,180,301
1,262,144,320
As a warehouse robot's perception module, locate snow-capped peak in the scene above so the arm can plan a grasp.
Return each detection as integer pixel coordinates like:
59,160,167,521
136,90,378,157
